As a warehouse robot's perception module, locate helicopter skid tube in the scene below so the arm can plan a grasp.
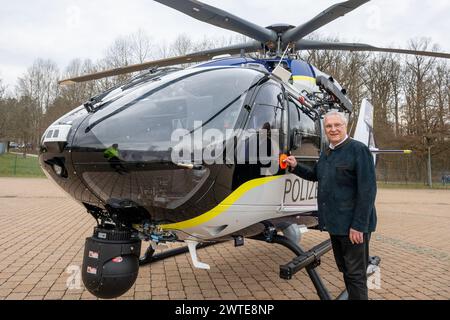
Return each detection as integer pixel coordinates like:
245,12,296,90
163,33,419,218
138,234,380,300
139,242,219,266
250,233,335,300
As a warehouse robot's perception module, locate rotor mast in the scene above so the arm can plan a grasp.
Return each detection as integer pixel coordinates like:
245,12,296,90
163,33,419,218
265,24,295,57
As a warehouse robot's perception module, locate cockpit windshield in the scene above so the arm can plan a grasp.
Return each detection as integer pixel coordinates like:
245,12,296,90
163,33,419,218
84,68,265,151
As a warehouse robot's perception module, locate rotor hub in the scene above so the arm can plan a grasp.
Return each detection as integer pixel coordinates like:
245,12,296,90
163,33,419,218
266,24,295,34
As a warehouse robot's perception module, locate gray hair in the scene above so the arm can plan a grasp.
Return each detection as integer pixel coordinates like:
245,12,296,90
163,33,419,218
324,110,348,126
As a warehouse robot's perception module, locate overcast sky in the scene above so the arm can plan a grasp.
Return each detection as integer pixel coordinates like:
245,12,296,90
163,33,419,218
1,0,449,90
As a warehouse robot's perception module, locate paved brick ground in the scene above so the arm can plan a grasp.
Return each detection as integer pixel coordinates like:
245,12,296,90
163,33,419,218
0,178,449,300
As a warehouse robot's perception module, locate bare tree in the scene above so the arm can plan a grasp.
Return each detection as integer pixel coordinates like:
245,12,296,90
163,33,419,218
94,30,155,90
0,77,18,142
15,59,60,147
40,58,99,127
390,57,402,136
432,61,450,137
155,39,171,59
0,78,5,99
363,53,401,136
130,29,153,63
0,97,11,140
302,36,344,74
403,38,437,136
16,59,60,114
60,58,97,105
170,33,193,57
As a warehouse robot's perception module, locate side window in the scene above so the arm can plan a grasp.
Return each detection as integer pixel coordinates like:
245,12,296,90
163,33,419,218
245,82,283,161
232,82,284,189
288,99,321,159
247,82,283,130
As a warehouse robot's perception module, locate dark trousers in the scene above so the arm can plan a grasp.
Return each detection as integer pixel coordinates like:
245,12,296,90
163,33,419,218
330,233,370,300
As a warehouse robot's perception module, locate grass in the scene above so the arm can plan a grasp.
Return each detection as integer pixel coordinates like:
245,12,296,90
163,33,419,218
0,153,45,178
377,182,450,190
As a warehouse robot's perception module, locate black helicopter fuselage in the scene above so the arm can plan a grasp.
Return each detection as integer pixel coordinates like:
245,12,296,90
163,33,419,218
39,62,324,238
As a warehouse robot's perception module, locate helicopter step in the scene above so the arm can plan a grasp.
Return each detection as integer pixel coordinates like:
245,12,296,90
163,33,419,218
273,233,381,300
251,231,333,300
279,238,332,281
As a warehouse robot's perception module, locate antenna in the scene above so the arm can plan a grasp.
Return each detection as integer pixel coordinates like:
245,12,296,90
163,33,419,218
272,45,293,83
276,45,291,69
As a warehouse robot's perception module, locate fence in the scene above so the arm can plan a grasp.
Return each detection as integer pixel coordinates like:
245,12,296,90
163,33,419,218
376,154,450,188
0,153,44,177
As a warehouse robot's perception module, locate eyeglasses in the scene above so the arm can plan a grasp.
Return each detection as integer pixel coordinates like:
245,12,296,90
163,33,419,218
325,123,345,130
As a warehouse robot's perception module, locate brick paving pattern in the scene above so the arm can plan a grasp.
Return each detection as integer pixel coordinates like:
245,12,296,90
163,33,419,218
0,178,449,300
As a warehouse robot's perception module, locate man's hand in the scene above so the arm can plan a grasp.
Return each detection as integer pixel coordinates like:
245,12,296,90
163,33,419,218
349,228,364,244
285,156,297,169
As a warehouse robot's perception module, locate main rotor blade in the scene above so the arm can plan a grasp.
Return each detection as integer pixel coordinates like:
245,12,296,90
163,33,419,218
59,41,262,85
283,0,370,43
296,39,450,59
154,0,277,43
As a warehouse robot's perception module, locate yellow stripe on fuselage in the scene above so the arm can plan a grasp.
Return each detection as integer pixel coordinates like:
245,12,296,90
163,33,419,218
160,175,283,230
292,76,316,83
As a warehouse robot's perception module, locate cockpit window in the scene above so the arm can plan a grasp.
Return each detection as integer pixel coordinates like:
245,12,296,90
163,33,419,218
288,98,321,159
84,68,264,151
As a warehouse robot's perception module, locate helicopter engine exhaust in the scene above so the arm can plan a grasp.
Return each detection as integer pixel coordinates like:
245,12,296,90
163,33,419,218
82,227,141,299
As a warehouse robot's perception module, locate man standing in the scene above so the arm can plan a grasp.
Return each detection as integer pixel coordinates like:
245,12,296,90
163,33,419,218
285,110,377,300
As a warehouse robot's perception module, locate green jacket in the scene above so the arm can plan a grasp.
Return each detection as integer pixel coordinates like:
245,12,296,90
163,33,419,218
292,138,377,235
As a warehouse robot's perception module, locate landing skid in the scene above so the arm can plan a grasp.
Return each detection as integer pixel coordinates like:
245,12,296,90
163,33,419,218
251,233,334,300
139,242,217,266
251,232,381,300
138,233,380,300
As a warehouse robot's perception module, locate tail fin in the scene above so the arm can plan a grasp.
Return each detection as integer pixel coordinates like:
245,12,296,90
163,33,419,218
353,99,375,147
353,99,377,164
353,99,413,164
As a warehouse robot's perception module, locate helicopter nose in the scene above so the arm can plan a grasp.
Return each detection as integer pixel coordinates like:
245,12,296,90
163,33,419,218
41,124,72,154
40,124,73,181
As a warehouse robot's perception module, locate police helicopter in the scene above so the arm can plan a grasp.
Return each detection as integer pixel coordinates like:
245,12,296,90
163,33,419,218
39,0,450,299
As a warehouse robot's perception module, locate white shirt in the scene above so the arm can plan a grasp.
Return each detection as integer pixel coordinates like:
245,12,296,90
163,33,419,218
329,135,349,150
